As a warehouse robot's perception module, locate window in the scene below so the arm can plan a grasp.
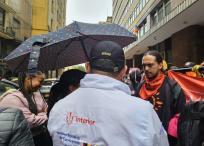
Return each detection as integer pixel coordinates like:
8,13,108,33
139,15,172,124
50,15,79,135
142,0,145,7
52,0,54,13
128,18,131,26
158,7,164,22
130,14,133,23
139,1,143,12
134,8,137,19
133,12,135,20
145,22,148,33
137,5,139,15
128,0,131,8
12,18,20,37
51,19,53,30
152,12,158,26
139,24,145,37
165,1,171,16
0,8,5,27
13,18,20,29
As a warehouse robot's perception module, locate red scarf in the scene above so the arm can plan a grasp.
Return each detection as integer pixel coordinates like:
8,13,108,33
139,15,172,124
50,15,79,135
139,72,165,100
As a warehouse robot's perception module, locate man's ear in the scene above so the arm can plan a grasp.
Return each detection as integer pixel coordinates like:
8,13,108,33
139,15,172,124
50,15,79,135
85,63,91,73
117,65,128,81
159,62,163,70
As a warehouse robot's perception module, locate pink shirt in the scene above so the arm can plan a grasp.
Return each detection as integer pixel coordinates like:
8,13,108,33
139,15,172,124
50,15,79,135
0,90,48,128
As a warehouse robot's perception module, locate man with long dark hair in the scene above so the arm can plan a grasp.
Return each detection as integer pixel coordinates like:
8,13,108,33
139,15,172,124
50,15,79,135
136,50,186,145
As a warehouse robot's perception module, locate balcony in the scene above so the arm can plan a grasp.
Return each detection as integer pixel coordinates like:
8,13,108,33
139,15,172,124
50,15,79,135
0,25,14,39
0,0,15,13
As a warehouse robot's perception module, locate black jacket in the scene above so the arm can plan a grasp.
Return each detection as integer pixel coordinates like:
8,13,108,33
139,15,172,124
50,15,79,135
0,108,34,146
136,77,186,130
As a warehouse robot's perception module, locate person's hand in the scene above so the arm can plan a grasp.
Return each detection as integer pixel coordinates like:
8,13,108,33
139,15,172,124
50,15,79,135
192,65,204,78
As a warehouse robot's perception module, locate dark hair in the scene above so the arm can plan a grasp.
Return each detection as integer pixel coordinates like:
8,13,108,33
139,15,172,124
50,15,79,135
47,69,86,116
144,50,163,64
59,69,86,92
52,69,86,98
129,70,142,84
18,72,38,115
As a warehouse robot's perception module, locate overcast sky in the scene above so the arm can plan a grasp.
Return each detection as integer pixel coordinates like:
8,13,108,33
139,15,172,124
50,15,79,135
66,0,112,25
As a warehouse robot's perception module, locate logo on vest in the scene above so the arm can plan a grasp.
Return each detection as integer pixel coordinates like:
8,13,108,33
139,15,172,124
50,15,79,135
67,112,96,126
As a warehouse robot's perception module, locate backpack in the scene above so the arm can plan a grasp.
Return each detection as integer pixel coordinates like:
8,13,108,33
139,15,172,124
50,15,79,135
177,101,204,146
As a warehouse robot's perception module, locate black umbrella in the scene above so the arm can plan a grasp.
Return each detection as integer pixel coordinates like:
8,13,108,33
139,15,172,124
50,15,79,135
4,34,49,72
5,21,136,72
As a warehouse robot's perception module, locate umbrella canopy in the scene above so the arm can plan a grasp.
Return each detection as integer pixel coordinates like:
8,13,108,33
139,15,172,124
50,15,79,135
5,21,136,72
4,34,49,72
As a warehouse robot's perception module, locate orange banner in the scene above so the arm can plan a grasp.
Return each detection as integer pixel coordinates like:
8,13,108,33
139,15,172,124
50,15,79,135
168,70,204,101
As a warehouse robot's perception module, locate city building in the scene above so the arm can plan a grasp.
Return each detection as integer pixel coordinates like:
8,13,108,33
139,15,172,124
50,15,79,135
99,16,113,24
0,0,67,78
113,0,204,68
32,0,67,78
0,0,32,76
32,0,66,35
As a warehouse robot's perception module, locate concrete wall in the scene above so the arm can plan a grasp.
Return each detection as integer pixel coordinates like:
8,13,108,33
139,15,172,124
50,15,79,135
171,25,204,67
32,0,66,35
5,0,32,40
32,0,49,35
48,0,66,31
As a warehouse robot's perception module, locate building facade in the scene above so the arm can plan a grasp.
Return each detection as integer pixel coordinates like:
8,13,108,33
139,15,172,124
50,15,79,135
113,0,204,68
0,0,32,76
32,0,67,78
32,0,66,35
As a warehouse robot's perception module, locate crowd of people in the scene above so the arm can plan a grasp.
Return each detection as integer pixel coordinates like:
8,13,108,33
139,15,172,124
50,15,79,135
0,40,203,146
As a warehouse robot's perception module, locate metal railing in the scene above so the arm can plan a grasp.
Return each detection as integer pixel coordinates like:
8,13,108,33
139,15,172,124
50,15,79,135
0,25,15,38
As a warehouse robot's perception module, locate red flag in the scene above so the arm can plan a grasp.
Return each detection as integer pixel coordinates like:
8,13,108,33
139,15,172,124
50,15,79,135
168,70,204,101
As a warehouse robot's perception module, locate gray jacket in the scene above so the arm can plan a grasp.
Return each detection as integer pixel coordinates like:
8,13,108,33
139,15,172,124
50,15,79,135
0,107,35,146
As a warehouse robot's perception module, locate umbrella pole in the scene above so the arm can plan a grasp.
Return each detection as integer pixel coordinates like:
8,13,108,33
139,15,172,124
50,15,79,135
79,38,89,61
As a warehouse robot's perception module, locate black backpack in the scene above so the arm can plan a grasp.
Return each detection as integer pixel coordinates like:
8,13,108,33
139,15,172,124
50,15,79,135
178,101,204,146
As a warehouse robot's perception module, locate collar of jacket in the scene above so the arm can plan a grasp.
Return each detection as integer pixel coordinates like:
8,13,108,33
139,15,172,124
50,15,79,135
80,74,131,95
